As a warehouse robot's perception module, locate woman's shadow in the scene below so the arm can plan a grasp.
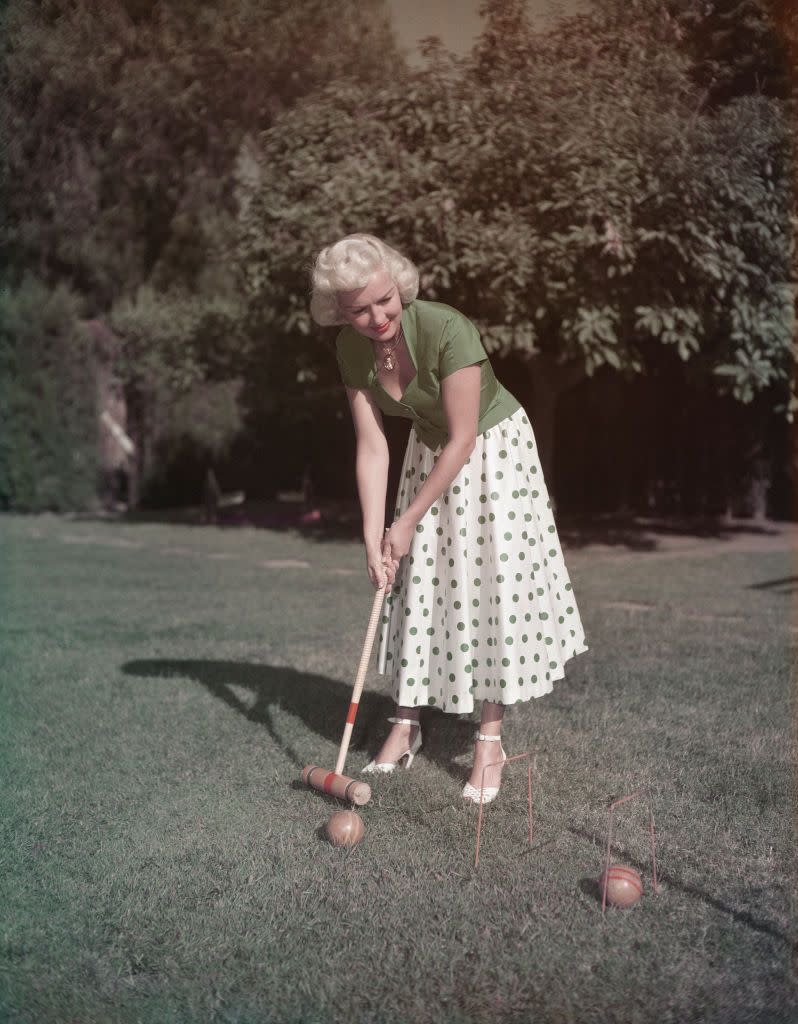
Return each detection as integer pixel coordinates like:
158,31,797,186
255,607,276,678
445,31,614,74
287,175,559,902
121,659,474,779
121,659,394,770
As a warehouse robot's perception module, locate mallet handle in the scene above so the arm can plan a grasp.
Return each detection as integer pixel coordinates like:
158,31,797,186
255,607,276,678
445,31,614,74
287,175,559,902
334,586,386,776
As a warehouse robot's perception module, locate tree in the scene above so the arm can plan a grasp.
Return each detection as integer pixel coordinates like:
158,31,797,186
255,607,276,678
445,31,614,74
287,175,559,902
1,0,400,307
235,0,795,488
667,0,792,107
0,276,97,511
0,0,401,506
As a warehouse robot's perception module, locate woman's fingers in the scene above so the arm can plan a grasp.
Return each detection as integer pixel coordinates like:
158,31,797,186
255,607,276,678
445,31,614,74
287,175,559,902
368,558,386,589
367,540,400,590
380,535,401,578
382,556,398,586
369,559,396,589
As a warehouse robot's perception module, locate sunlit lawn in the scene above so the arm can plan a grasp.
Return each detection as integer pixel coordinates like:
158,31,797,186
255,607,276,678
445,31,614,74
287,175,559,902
1,514,795,1024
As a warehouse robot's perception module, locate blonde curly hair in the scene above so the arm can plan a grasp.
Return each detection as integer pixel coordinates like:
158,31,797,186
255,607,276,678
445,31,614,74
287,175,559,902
310,233,419,326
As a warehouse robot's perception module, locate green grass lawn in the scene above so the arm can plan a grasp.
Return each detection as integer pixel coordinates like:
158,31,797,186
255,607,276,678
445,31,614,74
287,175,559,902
1,514,795,1024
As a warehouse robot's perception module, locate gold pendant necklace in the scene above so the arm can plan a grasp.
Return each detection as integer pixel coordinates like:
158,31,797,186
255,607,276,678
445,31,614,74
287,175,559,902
376,325,402,372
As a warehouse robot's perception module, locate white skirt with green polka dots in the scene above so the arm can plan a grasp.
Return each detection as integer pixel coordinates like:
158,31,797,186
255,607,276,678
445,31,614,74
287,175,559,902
377,406,588,714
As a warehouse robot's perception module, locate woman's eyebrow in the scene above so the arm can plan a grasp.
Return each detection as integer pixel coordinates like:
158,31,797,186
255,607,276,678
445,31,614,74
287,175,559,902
343,289,394,312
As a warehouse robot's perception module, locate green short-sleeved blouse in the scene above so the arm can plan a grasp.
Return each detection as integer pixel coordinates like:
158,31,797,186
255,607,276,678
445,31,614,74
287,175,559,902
335,299,520,450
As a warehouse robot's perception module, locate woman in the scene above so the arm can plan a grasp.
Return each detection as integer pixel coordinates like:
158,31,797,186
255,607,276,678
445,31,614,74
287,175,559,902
310,234,588,803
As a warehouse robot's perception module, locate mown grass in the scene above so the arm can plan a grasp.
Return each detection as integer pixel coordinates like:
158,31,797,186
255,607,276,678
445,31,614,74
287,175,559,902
0,515,795,1024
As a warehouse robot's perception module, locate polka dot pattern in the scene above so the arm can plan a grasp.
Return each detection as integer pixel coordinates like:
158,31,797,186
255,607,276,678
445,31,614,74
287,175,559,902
378,408,588,713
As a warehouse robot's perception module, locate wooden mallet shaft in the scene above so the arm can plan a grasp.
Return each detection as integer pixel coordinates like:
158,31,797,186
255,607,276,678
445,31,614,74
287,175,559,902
302,585,386,805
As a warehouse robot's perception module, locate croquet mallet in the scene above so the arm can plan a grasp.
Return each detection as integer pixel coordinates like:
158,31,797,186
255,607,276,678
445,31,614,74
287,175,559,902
301,585,386,806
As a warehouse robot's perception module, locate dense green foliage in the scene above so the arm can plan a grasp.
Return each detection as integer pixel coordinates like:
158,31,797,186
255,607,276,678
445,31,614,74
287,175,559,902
669,0,792,106
1,0,399,307
0,0,400,505
231,0,793,502
0,277,97,511
237,0,794,410
0,0,793,512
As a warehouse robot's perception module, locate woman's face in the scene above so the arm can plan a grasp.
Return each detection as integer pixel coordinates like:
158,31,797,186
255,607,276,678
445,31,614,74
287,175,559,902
338,268,403,343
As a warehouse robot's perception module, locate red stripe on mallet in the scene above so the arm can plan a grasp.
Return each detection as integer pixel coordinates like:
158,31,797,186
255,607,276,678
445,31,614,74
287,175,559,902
346,701,359,726
321,771,338,793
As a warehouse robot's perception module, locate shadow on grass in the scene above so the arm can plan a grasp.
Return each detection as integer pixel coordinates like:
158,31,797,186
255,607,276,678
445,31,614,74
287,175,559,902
559,515,785,551
121,659,476,781
569,826,791,944
122,659,392,768
748,575,798,594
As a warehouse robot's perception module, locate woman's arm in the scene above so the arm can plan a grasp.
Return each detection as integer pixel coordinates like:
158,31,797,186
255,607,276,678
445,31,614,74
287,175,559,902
346,386,395,588
382,363,481,563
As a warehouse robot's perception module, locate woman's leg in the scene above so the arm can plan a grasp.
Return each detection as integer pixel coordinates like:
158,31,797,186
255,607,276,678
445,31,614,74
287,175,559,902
466,700,506,791
370,704,421,765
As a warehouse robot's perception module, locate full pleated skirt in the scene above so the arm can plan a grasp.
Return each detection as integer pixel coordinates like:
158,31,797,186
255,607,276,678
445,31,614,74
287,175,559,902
377,407,588,714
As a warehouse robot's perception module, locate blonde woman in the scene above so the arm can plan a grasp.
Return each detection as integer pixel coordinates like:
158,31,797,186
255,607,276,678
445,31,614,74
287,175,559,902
311,234,588,803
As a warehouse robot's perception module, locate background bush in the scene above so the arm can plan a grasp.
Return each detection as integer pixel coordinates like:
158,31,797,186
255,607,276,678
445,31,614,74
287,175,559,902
0,277,97,512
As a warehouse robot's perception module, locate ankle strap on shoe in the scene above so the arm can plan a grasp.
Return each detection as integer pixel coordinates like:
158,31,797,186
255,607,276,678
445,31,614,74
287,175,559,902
475,731,502,741
389,716,419,726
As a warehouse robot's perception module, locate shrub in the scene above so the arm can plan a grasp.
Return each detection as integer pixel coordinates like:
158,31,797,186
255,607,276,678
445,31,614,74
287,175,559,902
0,276,97,512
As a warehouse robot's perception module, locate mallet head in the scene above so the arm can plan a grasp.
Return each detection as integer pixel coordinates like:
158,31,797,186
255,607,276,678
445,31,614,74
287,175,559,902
301,765,371,805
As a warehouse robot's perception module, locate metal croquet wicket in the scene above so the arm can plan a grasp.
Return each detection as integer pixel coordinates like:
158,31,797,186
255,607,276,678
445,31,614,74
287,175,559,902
601,789,660,914
474,753,534,868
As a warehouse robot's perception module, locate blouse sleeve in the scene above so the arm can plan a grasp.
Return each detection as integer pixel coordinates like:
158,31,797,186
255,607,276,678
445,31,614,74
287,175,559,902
439,313,488,379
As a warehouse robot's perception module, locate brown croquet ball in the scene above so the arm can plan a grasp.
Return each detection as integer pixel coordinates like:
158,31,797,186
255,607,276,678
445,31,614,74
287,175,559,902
598,864,643,908
325,810,365,848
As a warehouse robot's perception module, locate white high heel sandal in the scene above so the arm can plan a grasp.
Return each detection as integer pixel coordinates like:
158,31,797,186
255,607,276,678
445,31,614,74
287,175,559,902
362,716,422,774
462,731,507,805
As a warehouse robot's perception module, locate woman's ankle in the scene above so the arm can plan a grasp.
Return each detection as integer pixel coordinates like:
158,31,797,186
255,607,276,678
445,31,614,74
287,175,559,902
478,700,505,736
393,706,420,724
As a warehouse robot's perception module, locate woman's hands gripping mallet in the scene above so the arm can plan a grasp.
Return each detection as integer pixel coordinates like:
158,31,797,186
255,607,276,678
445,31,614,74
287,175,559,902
381,517,414,571
366,537,398,590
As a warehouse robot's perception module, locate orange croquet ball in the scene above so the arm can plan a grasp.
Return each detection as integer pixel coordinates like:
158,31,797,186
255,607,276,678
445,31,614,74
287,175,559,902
325,810,365,848
598,864,643,908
